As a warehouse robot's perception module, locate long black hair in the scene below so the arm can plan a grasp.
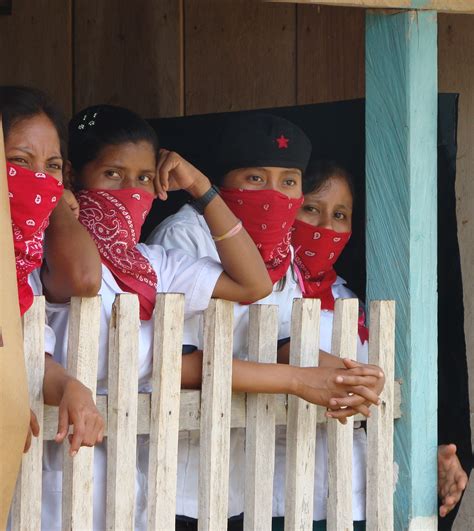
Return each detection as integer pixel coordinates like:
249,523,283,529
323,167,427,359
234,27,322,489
0,85,67,158
68,104,160,189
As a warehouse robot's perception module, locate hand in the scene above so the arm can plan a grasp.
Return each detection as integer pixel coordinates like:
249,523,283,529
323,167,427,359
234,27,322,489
326,359,385,420
54,379,104,456
438,444,468,517
24,409,40,453
154,149,211,201
61,190,80,219
293,363,383,423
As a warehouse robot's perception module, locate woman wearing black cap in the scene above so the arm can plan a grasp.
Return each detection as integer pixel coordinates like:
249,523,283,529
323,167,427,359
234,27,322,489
147,112,384,530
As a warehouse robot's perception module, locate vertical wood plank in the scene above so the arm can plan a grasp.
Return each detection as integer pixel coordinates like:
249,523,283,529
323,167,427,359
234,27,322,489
244,304,279,531
11,297,46,530
74,0,183,117
366,10,438,529
284,298,320,531
61,297,101,531
327,298,358,531
198,299,234,531
147,293,185,530
184,0,296,115
366,300,395,531
0,0,73,115
0,118,30,528
297,5,365,104
106,295,140,530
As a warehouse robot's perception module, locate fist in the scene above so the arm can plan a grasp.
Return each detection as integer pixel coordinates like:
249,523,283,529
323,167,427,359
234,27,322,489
62,190,80,219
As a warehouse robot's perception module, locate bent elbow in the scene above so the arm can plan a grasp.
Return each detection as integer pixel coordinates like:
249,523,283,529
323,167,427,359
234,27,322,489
243,278,273,303
70,269,102,297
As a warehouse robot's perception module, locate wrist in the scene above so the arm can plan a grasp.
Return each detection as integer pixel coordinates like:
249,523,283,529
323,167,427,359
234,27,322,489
186,175,212,199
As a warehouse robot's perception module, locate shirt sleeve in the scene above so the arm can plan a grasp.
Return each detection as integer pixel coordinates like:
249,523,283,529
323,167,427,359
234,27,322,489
28,270,57,355
138,244,223,318
44,323,56,355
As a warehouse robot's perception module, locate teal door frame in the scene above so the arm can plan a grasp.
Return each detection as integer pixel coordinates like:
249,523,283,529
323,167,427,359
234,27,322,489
366,10,438,530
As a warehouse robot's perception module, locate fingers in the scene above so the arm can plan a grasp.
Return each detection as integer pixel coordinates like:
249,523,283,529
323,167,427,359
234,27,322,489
30,410,40,437
155,149,170,200
342,359,384,379
55,404,70,444
325,407,357,421
329,398,372,418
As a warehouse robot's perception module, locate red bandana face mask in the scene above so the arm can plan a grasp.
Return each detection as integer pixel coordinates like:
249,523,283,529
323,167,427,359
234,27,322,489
76,188,157,320
219,188,304,284
292,219,368,343
7,163,63,315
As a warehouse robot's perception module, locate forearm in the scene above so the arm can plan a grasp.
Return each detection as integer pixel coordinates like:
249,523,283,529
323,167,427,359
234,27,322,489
186,178,271,301
277,341,340,368
181,349,299,395
42,196,102,302
43,354,75,406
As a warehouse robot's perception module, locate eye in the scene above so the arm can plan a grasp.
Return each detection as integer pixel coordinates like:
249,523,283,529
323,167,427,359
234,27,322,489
47,162,63,171
247,174,264,183
283,178,297,187
8,156,28,165
334,211,346,220
138,174,152,183
303,205,319,214
105,170,121,179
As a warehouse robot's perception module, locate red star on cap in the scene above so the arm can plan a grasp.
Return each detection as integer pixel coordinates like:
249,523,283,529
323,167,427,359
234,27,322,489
276,134,289,149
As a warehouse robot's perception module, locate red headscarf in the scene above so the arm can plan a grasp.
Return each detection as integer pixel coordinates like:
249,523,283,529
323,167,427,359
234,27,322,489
76,188,157,320
7,163,63,315
219,188,303,284
292,219,369,343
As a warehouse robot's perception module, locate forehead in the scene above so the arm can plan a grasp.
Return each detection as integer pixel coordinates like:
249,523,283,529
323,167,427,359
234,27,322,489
231,166,301,175
305,176,353,202
7,113,60,150
95,141,156,165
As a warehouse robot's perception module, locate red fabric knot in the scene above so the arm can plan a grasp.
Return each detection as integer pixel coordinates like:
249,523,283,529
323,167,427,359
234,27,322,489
220,187,303,285
7,163,63,315
76,188,157,320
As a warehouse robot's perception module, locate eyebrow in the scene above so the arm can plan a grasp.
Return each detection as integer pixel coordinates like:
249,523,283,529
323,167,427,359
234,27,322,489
101,163,156,174
9,146,62,160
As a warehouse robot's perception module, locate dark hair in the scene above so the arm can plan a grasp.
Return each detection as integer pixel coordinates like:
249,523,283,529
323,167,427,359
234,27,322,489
0,85,67,158
68,104,160,187
302,160,355,200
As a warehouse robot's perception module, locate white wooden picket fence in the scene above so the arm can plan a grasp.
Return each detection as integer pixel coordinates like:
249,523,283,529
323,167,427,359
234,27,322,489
11,294,398,531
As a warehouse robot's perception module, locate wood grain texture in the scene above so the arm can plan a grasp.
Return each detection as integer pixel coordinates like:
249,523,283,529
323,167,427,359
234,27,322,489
11,298,46,531
61,297,101,531
74,0,183,117
244,305,279,531
0,0,73,115
284,298,320,531
106,295,140,531
147,293,185,531
198,300,234,531
327,298,358,531
184,0,296,115
366,10,438,529
366,301,396,531
266,0,474,13
0,118,30,528
297,5,365,104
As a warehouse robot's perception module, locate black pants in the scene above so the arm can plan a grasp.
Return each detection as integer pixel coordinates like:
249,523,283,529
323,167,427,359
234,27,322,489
175,514,244,530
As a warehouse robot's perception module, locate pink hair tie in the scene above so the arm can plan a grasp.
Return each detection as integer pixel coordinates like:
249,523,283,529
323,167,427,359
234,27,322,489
212,220,243,242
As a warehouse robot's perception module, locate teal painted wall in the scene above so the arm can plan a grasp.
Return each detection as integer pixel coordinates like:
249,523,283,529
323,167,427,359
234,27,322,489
366,10,438,529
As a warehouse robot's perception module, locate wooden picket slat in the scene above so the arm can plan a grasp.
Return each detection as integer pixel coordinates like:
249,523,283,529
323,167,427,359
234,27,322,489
106,295,140,530
327,298,359,531
61,297,101,531
147,293,185,531
244,305,279,531
11,297,46,530
198,299,234,531
366,300,396,530
284,298,320,531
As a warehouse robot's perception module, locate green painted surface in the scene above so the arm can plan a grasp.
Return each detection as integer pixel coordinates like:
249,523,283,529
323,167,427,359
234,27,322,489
366,10,438,529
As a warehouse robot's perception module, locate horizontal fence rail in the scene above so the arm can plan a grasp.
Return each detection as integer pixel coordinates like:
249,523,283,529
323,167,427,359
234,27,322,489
12,295,397,530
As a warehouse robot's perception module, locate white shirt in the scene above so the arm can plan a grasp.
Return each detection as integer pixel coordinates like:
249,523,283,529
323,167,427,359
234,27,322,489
28,269,56,355
41,243,223,531
147,205,368,521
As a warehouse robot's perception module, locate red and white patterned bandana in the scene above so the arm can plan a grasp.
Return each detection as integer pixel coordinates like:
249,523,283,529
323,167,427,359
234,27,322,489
7,163,63,315
76,188,157,320
220,188,303,285
292,218,368,343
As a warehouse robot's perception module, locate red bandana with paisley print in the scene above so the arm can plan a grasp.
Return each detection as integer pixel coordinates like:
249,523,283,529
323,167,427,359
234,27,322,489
292,219,368,343
76,188,157,320
220,188,303,284
7,163,63,315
